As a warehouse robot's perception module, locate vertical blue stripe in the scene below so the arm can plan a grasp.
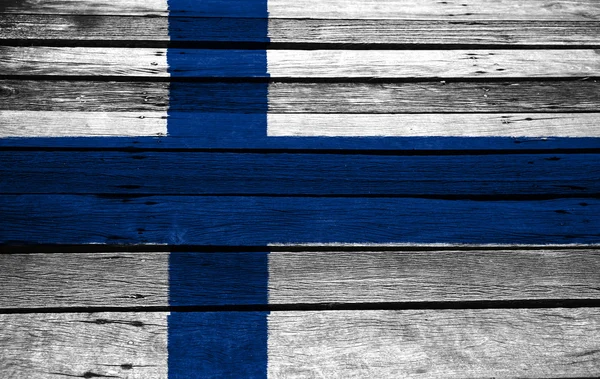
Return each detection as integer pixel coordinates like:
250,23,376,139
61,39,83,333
168,311,268,379
170,252,269,306
167,1,270,377
168,252,269,378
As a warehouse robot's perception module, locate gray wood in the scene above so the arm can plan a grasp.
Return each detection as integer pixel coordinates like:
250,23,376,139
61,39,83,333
0,111,166,137
268,249,600,304
0,253,168,309
3,47,600,78
0,81,169,112
1,0,599,20
0,312,168,379
3,80,600,113
0,47,168,77
267,308,600,378
0,249,599,309
267,49,600,78
1,309,599,378
267,113,600,137
2,15,599,46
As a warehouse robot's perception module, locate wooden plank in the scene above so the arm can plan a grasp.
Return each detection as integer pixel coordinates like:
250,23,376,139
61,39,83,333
0,47,168,77
266,309,600,378
2,15,600,46
266,50,600,79
4,111,600,138
2,112,600,149
1,0,598,20
267,81,600,113
0,0,170,16
1,151,599,196
268,113,600,137
0,312,168,379
268,19,600,46
267,0,600,20
0,111,166,137
267,249,600,304
2,309,599,378
4,80,600,113
0,195,598,245
1,249,599,309
0,253,168,309
2,47,599,78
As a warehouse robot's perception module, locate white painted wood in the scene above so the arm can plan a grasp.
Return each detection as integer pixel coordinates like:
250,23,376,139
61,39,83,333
0,47,168,77
0,312,168,379
1,0,597,20
0,111,167,137
0,0,169,16
267,0,600,20
267,113,600,137
268,309,600,378
3,310,597,378
1,249,598,309
266,50,600,78
267,249,600,304
0,253,169,308
3,48,598,79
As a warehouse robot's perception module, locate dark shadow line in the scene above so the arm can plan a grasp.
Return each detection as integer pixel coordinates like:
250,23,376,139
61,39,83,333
2,299,600,314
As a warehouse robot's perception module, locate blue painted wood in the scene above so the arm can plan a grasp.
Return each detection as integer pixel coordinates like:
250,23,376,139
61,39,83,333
168,312,268,379
167,0,270,17
2,133,600,152
1,195,597,245
169,252,268,306
2,152,598,196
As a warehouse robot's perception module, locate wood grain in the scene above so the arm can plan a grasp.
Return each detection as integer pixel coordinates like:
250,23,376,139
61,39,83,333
267,249,600,304
268,113,600,137
0,253,169,309
3,80,600,113
266,50,600,79
1,151,599,196
3,47,600,78
1,0,598,20
0,312,168,379
2,15,600,46
0,111,166,137
2,249,599,309
1,195,598,245
0,47,168,77
267,309,600,378
1,309,598,378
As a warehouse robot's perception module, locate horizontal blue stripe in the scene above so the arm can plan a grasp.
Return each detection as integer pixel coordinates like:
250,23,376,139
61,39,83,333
1,195,598,245
2,152,599,196
2,135,600,150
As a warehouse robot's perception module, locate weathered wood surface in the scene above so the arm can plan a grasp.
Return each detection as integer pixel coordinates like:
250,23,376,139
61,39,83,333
267,113,600,137
4,111,600,139
2,15,600,46
1,249,599,309
3,80,600,113
0,111,166,137
2,47,600,78
267,249,600,304
1,151,599,196
266,309,600,378
0,312,168,379
1,195,598,245
1,0,599,20
2,309,599,378
0,253,169,309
